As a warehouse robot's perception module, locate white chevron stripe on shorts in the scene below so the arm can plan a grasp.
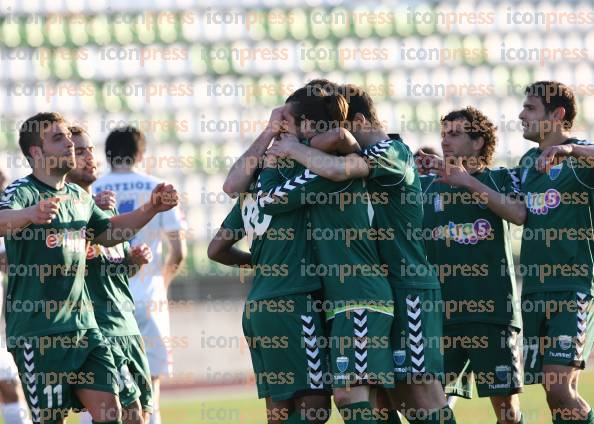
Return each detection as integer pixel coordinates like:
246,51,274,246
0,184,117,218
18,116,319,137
575,292,589,361
23,343,40,423
406,295,425,374
301,315,323,389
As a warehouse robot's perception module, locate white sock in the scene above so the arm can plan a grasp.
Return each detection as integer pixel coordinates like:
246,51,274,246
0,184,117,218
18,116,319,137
79,410,93,424
150,408,161,424
1,402,32,424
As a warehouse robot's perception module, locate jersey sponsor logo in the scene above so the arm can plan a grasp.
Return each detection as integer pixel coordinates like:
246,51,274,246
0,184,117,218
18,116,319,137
118,199,135,214
46,228,87,253
336,356,349,373
430,218,492,245
548,163,563,180
495,365,511,382
241,196,272,248
393,350,406,366
526,189,561,215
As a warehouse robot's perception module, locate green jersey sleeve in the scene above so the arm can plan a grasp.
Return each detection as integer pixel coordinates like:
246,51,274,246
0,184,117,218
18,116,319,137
0,179,32,210
221,200,245,237
487,167,522,196
256,166,349,215
362,138,414,181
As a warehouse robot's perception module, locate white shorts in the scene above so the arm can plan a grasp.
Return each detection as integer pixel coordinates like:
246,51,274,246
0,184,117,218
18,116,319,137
133,279,173,377
0,343,18,381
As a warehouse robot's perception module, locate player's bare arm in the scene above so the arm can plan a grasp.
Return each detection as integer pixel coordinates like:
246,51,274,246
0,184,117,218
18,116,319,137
222,106,285,197
309,127,361,154
418,150,526,225
267,132,369,182
94,183,179,247
0,197,60,236
207,227,251,266
162,231,187,290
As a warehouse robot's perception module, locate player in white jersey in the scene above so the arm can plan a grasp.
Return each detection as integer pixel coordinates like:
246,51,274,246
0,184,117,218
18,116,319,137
93,127,187,424
0,170,32,424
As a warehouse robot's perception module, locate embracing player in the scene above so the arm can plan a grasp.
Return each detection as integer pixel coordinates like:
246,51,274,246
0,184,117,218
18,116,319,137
210,104,333,423
0,112,178,424
93,126,187,424
65,126,154,424
516,81,594,424
416,107,525,424
267,82,457,424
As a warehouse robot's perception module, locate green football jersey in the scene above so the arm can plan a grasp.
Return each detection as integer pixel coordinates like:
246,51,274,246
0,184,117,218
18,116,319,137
257,166,394,318
220,165,322,302
420,168,522,328
85,208,140,337
0,175,111,341
518,138,594,296
361,137,439,289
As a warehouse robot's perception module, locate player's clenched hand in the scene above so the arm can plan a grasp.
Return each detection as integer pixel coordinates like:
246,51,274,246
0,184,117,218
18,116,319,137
267,133,299,158
28,197,60,225
415,149,443,175
535,144,572,173
150,183,179,212
94,190,116,211
129,244,152,265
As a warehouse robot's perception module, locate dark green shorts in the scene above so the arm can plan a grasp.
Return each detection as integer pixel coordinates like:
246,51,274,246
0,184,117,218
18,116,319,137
242,294,332,401
391,287,444,382
105,335,153,413
522,291,594,385
9,328,118,424
443,323,523,399
328,308,394,389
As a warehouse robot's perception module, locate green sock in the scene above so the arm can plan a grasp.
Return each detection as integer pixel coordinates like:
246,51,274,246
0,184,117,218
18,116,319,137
407,406,456,423
553,408,594,424
338,401,377,424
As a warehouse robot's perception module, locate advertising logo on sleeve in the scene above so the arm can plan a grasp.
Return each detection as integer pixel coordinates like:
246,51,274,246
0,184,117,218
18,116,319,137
241,196,272,248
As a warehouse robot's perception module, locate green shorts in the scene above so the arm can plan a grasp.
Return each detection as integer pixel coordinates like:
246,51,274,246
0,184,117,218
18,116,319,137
522,291,594,385
328,308,394,389
391,288,444,382
443,323,523,399
105,335,153,413
242,294,332,401
9,328,118,424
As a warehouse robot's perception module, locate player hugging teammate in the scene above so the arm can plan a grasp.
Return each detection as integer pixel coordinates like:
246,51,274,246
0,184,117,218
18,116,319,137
211,79,594,424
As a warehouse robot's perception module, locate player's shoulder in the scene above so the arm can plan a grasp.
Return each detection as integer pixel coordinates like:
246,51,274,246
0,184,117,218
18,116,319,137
363,134,410,156
0,176,35,208
518,147,540,165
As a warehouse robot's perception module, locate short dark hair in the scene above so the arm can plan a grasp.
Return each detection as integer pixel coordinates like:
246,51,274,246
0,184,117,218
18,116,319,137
524,81,576,130
19,112,66,164
441,106,497,165
105,126,146,168
285,86,348,132
340,84,382,130
68,125,88,136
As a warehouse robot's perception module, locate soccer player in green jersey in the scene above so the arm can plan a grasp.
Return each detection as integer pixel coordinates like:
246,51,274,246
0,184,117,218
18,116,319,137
209,103,333,424
516,81,594,424
0,112,178,424
65,126,154,424
257,86,397,424
266,83,457,424
416,107,525,424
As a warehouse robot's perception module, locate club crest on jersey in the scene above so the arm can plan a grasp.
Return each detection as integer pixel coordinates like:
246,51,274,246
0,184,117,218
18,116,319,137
557,335,572,351
393,350,406,366
495,365,511,382
336,356,349,373
430,219,492,245
526,189,561,215
548,163,563,180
